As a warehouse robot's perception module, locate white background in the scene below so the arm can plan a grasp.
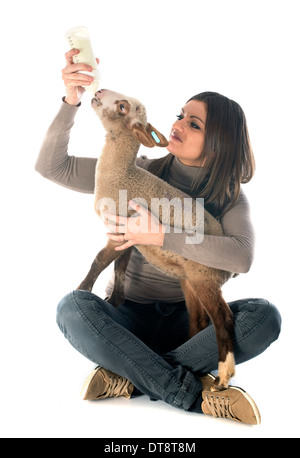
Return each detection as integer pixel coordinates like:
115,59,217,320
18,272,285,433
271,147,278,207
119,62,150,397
1,0,299,438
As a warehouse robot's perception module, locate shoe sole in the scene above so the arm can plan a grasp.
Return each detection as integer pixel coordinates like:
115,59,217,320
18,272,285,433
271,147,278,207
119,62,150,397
80,366,101,400
206,373,261,425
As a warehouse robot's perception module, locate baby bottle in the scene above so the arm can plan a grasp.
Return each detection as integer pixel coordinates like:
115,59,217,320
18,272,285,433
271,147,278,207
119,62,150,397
66,26,100,93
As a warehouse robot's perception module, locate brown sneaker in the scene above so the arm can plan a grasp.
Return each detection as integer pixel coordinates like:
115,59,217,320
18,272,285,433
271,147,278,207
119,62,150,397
200,374,261,425
80,367,134,401
200,373,217,391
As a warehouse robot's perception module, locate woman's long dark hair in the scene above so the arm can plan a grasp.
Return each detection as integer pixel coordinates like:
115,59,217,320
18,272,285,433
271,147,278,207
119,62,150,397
148,92,255,218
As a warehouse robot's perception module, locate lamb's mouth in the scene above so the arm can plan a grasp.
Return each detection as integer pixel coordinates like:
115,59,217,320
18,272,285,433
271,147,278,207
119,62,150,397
91,97,102,106
92,89,104,106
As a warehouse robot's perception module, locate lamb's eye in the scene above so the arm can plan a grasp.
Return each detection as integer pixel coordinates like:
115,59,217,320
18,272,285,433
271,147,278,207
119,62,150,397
117,101,129,115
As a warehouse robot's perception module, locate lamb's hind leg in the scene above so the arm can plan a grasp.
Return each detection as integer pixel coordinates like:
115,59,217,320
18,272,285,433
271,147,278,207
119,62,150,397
107,247,132,306
190,281,235,391
76,239,124,292
180,279,210,337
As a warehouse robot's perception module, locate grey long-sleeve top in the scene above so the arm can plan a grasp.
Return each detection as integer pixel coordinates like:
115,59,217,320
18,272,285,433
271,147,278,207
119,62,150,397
35,100,255,303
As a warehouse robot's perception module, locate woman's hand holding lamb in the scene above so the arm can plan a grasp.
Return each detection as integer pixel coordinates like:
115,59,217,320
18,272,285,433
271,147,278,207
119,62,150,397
105,200,166,251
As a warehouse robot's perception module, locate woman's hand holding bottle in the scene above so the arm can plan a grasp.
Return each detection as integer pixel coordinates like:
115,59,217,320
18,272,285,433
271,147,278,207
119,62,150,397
62,49,99,106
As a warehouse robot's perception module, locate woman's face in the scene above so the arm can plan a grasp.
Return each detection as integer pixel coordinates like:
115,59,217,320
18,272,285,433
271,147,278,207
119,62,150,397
167,100,207,167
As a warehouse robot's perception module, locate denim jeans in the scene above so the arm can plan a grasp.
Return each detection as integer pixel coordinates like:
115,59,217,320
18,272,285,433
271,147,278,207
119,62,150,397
56,290,281,411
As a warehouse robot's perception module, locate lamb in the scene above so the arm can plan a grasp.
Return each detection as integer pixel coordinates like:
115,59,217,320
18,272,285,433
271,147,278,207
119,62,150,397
77,89,235,391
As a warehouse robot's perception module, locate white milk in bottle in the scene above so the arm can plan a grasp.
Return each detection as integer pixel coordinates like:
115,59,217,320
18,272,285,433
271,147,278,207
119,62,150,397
66,26,100,93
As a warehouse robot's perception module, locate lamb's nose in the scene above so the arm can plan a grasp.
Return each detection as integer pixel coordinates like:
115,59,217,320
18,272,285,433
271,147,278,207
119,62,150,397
95,89,104,99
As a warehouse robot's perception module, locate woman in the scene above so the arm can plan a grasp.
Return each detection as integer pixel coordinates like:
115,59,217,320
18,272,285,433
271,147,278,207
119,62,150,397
35,49,281,425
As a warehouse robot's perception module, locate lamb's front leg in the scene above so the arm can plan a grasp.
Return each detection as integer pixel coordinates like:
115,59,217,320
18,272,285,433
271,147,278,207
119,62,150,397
76,239,123,292
204,292,235,391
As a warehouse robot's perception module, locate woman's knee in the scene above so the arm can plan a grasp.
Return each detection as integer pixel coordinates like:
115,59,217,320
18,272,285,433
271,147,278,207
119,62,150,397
264,300,282,343
250,299,282,359
56,291,76,336
232,298,281,339
250,299,282,344
56,290,96,337
233,298,282,363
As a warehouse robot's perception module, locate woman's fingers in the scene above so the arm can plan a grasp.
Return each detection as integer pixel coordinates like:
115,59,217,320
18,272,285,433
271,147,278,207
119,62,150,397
107,233,126,241
104,213,128,226
64,48,80,65
64,49,99,67
62,62,95,89
105,222,125,233
63,73,94,86
62,49,95,85
114,240,135,251
62,62,93,75
106,233,135,251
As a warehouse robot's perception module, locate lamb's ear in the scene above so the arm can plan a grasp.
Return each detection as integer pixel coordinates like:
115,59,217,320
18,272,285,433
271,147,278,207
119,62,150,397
146,123,169,148
132,122,169,148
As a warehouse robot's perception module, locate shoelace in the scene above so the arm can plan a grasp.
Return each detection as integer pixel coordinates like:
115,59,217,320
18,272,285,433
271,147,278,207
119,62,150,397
204,394,238,421
105,375,131,397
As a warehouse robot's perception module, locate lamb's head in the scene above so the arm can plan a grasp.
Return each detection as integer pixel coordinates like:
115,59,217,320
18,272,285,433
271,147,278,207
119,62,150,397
91,89,169,148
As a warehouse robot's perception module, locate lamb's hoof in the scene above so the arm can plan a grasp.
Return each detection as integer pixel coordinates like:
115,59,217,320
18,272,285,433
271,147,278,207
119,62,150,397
211,352,235,391
210,376,228,392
